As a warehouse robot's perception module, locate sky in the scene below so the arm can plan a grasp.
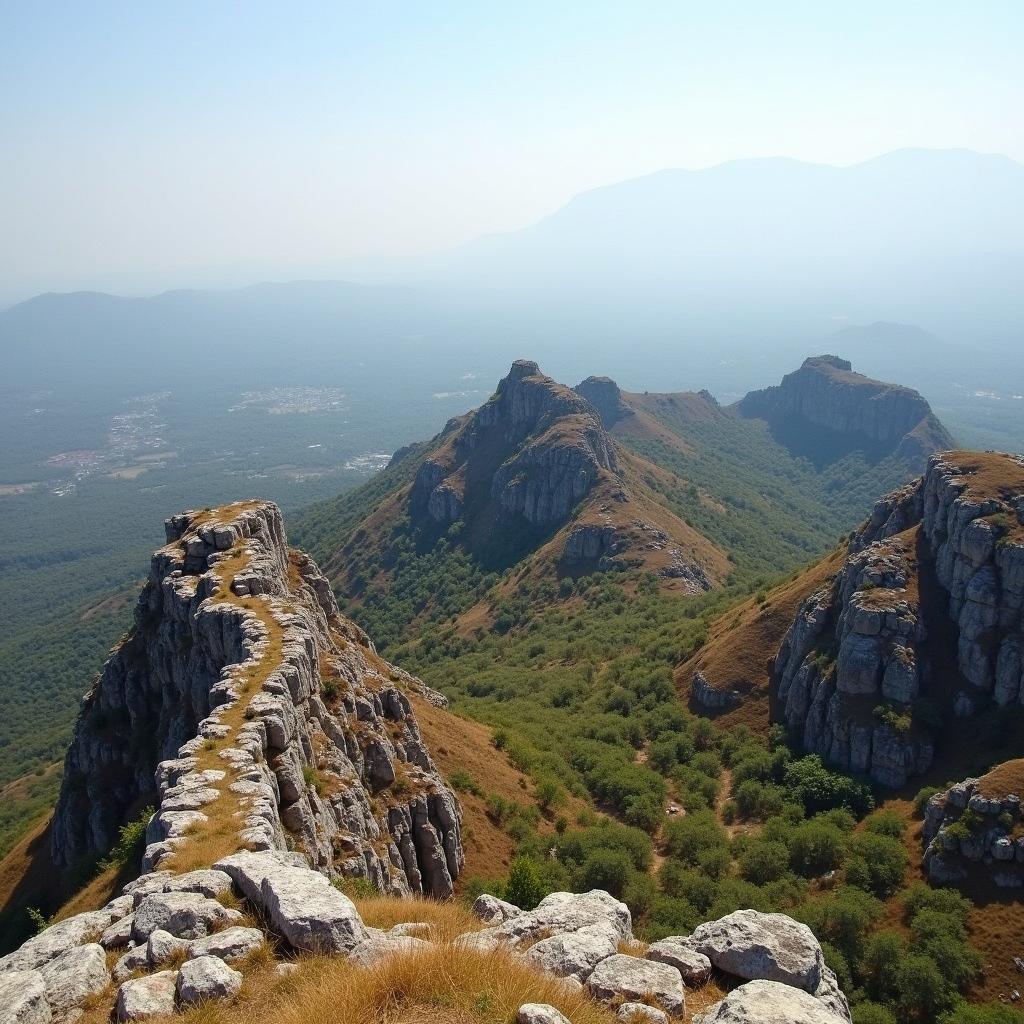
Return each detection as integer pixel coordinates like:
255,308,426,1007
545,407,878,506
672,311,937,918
1,1,1023,304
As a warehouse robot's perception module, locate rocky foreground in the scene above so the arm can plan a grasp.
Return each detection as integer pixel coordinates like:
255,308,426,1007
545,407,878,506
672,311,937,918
0,871,852,1024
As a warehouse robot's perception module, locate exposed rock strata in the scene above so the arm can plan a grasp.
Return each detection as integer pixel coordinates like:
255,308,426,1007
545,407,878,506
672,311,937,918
737,355,953,469
774,452,1024,788
51,501,462,896
922,767,1024,887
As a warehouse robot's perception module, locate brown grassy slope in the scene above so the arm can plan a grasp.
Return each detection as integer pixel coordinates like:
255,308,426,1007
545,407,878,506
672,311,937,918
411,694,583,884
674,549,845,734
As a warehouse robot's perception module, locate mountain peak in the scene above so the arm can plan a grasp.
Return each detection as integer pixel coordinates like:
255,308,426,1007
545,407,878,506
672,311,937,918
575,375,627,427
736,355,954,469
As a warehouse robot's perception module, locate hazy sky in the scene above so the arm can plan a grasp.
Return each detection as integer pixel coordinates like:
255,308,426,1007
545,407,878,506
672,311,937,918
2,2,1022,303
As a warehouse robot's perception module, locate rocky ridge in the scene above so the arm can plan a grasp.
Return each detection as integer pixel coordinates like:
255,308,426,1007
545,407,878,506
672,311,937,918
52,500,463,893
737,355,954,468
412,359,618,531
922,762,1024,888
353,359,727,595
773,451,1024,787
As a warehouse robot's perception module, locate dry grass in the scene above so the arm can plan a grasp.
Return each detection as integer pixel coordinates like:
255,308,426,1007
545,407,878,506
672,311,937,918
170,944,618,1024
351,895,483,943
675,547,845,734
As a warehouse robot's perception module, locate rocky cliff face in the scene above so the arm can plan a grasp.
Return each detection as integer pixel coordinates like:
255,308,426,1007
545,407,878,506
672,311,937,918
411,359,618,530
52,500,463,897
773,451,1024,788
921,765,1024,888
737,355,954,468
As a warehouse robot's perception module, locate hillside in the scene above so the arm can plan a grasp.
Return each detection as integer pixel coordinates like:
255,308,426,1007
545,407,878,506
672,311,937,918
297,360,733,648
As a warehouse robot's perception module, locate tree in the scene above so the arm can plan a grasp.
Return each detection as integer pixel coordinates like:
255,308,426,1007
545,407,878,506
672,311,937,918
504,857,545,910
739,840,790,885
788,820,846,877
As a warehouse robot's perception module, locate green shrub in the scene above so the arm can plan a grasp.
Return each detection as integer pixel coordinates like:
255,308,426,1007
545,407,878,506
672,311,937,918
97,805,154,872
788,819,846,877
739,840,790,885
503,857,546,910
845,833,907,897
914,786,941,818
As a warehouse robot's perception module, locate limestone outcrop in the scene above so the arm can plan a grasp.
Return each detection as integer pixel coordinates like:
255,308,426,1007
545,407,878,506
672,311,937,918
737,355,954,469
52,500,463,894
774,451,1024,788
921,764,1024,888
411,359,618,530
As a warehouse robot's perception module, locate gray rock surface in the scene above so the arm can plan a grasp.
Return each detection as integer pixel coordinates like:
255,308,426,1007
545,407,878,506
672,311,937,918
525,923,619,981
131,891,240,942
39,944,109,1023
585,954,685,1016
617,1004,670,1024
645,938,713,985
476,889,632,948
115,972,178,1021
689,911,824,992
216,851,368,954
472,893,522,924
347,935,430,967
176,955,242,1006
693,980,849,1024
515,1005,571,1024
188,927,265,963
0,970,51,1024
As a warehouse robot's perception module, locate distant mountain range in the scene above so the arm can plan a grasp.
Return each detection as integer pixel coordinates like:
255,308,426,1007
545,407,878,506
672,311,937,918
295,355,954,647
373,148,1024,335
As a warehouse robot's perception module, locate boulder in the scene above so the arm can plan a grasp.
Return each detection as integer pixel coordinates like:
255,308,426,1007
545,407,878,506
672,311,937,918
645,938,713,986
146,930,191,966
131,891,240,942
585,954,685,1016
39,943,109,1022
688,911,824,991
0,970,51,1024
693,980,849,1024
100,916,135,950
525,923,618,981
188,926,266,963
0,911,115,973
516,1005,571,1024
472,893,521,925
617,1004,670,1024
347,935,430,967
216,851,368,954
480,890,632,947
176,955,243,1006
111,947,150,984
115,972,178,1021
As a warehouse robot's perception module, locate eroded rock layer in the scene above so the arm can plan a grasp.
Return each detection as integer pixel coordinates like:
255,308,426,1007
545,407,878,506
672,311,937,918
52,501,463,897
774,451,1024,788
737,355,954,468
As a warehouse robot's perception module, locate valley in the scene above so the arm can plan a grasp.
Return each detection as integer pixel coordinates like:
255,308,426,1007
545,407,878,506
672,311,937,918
1,349,1022,1024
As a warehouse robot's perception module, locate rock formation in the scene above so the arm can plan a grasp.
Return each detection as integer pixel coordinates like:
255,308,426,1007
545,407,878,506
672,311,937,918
922,762,1024,888
737,355,954,469
331,359,728,599
774,451,1024,787
411,359,618,530
52,500,463,894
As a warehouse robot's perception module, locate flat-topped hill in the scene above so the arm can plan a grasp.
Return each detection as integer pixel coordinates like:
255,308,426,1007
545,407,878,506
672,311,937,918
736,355,954,469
